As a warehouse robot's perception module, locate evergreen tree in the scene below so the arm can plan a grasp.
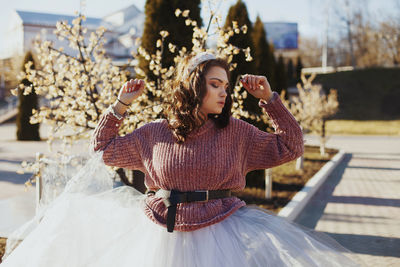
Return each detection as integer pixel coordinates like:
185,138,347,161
224,0,260,129
139,0,202,86
224,2,265,187
224,0,255,87
252,16,276,90
295,56,303,84
286,58,295,86
135,1,201,190
16,51,40,141
274,55,287,94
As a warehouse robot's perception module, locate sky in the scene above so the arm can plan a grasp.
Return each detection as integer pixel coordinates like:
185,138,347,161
1,0,399,51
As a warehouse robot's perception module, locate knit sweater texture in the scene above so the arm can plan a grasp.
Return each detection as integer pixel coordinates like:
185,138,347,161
92,92,304,231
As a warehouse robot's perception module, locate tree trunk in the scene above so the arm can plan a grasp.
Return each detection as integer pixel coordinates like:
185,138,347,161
296,126,304,170
265,169,272,199
296,156,304,170
344,0,357,67
320,119,326,156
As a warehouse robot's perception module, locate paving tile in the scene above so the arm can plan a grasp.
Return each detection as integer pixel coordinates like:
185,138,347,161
297,136,400,266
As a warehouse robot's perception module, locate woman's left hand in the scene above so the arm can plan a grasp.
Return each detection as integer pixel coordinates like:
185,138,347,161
240,74,273,101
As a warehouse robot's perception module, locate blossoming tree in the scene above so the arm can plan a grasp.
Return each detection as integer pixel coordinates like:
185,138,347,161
15,4,270,191
280,73,339,159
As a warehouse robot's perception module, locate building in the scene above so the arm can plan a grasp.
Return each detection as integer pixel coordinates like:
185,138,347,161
0,4,144,100
3,10,103,60
2,5,144,63
264,22,299,63
102,4,144,64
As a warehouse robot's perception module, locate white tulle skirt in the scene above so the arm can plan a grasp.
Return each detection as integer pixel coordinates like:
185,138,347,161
1,153,364,267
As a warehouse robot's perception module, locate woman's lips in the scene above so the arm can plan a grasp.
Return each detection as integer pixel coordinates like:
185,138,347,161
218,102,225,105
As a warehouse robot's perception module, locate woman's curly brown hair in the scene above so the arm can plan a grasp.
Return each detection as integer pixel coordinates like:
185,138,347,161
163,55,232,144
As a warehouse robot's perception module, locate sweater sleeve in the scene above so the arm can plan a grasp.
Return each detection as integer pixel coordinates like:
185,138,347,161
91,106,145,171
243,92,304,173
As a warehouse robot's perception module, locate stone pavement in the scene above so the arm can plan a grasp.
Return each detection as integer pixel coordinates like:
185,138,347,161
298,135,400,266
0,122,88,236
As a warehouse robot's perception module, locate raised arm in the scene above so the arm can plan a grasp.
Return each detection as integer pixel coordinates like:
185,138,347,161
239,74,304,173
243,92,304,173
91,79,147,170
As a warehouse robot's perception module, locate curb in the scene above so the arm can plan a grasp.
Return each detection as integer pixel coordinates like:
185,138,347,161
277,149,346,221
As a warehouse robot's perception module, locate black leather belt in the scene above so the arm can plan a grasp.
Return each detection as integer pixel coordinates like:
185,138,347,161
147,189,232,233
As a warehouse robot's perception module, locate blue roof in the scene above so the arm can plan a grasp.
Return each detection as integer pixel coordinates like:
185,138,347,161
16,10,103,29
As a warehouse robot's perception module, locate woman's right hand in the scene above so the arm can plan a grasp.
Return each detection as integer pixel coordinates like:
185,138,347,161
118,79,146,106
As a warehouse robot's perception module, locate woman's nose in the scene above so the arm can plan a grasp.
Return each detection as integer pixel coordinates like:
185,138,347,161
220,88,227,97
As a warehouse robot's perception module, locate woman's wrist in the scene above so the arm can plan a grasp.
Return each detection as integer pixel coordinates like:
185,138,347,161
260,92,274,102
117,98,130,107
113,100,128,116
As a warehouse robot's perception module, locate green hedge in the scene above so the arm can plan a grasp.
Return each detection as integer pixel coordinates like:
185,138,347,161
314,68,400,120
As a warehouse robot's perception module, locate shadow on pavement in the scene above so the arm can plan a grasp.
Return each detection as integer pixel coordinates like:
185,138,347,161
294,153,353,229
322,232,400,258
0,159,25,165
0,170,32,184
327,195,400,207
352,157,400,162
294,152,400,258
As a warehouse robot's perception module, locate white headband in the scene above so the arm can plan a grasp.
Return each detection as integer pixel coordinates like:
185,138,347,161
186,52,216,77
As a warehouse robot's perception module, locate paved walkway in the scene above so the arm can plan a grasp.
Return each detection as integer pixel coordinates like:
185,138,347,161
298,135,400,266
0,123,88,236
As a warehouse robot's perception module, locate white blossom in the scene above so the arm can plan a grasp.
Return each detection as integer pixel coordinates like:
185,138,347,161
20,6,267,185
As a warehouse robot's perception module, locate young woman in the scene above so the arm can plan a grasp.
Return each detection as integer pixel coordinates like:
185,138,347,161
1,52,363,266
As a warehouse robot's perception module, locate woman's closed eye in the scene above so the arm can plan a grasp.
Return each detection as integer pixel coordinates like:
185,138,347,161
211,83,229,92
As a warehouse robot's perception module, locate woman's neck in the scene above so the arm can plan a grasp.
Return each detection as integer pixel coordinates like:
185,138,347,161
198,111,208,122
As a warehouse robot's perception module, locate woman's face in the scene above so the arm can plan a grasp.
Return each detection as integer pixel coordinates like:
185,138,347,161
200,66,229,118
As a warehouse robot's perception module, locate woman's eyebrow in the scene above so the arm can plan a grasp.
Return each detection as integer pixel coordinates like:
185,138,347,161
209,77,229,85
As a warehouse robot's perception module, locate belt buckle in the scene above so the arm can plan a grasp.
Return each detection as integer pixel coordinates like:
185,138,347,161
195,190,209,202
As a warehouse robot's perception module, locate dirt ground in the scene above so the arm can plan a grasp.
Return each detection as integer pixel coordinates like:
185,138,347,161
233,145,337,213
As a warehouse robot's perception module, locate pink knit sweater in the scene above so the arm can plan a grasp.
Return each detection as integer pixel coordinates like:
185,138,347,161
92,92,304,231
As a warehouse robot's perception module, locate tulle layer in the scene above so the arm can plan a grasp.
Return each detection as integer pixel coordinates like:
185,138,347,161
1,153,364,266
1,187,363,267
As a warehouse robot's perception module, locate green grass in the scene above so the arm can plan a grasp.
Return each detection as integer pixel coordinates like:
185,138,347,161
325,120,400,135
